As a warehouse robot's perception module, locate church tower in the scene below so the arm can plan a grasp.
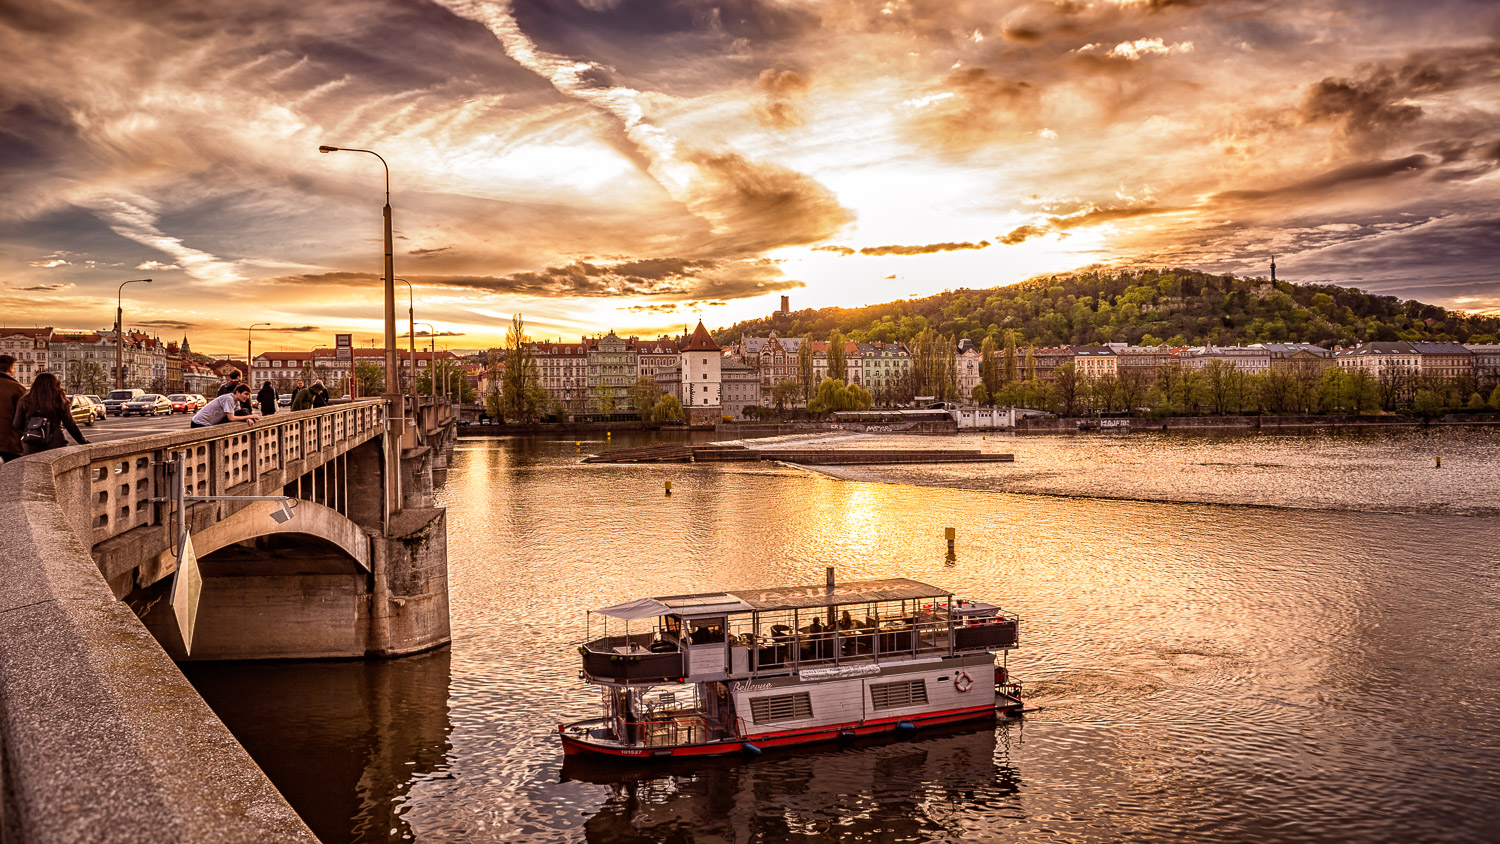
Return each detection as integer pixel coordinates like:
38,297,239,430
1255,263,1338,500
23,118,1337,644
1270,255,1277,283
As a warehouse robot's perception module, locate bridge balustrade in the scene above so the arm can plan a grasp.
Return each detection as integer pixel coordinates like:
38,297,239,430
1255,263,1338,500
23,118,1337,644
85,402,384,545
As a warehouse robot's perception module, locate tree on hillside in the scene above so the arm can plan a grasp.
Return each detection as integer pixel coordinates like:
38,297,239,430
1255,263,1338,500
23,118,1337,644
1024,344,1037,382
501,313,546,423
827,330,847,383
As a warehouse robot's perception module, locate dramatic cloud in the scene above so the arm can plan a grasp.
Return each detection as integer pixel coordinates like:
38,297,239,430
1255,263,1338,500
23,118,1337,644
811,240,994,257
753,68,810,129
0,0,1497,350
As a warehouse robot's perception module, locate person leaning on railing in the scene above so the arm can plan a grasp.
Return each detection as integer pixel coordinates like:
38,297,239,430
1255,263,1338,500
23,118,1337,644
190,384,259,428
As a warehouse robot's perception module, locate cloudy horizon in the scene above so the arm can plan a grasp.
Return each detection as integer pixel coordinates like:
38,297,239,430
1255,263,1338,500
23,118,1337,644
3,0,1498,353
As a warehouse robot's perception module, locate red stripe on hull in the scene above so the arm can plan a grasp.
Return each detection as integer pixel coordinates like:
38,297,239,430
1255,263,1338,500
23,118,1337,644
558,699,1021,760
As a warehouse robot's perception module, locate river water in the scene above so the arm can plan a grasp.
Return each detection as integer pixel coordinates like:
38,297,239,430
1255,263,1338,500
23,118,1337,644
185,427,1500,843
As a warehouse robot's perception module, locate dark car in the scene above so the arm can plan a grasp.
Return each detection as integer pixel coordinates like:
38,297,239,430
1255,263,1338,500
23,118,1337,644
121,394,172,417
103,388,144,415
69,395,96,428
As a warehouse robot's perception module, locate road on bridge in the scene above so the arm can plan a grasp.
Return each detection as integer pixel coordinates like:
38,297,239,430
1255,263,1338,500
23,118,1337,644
79,412,281,444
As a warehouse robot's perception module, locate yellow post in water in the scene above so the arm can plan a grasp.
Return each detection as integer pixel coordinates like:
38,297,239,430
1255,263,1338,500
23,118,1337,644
1435,455,1442,469
945,526,956,559
665,480,672,496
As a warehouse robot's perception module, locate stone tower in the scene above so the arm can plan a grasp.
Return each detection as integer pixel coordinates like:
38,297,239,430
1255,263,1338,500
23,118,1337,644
679,321,722,425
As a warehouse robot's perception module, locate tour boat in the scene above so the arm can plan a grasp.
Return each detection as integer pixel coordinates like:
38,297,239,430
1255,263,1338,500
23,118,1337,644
558,573,1023,759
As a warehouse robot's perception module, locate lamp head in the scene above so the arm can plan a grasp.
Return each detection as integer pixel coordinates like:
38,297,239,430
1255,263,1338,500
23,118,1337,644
318,145,339,153
269,500,296,524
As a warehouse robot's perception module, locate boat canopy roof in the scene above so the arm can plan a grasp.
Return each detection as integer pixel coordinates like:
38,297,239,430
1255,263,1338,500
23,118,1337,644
590,597,674,620
649,577,952,616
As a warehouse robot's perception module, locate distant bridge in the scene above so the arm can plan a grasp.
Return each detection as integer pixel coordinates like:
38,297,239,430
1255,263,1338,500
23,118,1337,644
0,398,457,840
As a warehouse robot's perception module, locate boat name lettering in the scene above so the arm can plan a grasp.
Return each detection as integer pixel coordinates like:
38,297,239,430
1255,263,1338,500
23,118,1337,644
735,681,774,692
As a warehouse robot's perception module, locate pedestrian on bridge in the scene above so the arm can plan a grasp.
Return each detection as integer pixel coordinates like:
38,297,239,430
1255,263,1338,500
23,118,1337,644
191,384,258,428
257,381,277,416
11,372,87,456
311,381,330,408
216,370,242,396
290,379,312,412
0,354,26,462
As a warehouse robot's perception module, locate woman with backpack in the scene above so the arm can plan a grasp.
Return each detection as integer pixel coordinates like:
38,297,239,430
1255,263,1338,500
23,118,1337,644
11,372,87,456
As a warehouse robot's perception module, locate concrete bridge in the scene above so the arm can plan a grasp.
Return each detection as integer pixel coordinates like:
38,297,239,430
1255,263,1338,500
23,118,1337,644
0,398,457,841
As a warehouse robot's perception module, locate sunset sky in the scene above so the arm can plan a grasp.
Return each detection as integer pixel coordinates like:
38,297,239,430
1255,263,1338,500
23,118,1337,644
2,0,1498,353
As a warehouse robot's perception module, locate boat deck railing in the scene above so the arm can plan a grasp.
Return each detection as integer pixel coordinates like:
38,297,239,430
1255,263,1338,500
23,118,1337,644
580,612,1018,683
580,632,685,683
748,613,1018,673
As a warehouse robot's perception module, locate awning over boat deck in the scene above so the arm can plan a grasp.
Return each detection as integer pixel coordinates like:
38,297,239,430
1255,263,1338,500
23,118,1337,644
591,597,674,620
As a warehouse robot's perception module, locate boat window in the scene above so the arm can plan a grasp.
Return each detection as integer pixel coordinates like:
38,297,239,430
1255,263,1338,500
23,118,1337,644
870,679,929,710
688,617,725,645
749,692,813,724
663,616,682,639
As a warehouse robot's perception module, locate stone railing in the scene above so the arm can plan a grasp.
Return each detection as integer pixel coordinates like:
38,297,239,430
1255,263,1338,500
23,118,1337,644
0,403,392,843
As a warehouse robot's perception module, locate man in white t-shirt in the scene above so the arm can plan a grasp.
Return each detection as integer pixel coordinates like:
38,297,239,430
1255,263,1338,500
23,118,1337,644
191,384,258,427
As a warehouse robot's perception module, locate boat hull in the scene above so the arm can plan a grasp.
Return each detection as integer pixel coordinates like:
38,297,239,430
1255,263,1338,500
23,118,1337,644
558,694,1022,759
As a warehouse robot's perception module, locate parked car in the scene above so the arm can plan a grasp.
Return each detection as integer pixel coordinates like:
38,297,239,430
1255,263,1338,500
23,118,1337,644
166,394,202,413
69,395,96,428
277,393,292,407
103,388,144,416
83,395,107,420
121,394,172,417
189,394,208,410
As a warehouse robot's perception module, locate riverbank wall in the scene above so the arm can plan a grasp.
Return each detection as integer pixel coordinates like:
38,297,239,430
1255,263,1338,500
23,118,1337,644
1014,413,1500,434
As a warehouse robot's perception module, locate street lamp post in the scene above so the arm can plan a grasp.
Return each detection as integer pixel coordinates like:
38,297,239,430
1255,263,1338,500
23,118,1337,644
394,278,416,406
115,278,152,389
416,323,437,401
318,145,398,397
247,323,270,390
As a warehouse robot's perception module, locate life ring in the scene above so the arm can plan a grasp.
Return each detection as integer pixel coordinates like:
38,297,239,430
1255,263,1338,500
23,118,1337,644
954,671,974,693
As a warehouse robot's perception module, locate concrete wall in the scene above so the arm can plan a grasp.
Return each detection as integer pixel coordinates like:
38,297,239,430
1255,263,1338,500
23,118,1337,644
0,453,315,842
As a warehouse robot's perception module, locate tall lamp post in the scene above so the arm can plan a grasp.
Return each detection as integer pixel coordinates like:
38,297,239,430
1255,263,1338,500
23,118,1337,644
318,144,398,397
416,322,437,401
394,278,417,406
247,323,270,390
115,278,152,389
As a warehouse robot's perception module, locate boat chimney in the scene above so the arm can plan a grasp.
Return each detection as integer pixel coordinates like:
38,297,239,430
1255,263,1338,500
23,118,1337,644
826,567,834,593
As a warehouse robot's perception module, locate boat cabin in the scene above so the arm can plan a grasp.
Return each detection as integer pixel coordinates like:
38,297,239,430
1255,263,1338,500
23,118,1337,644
578,577,1018,686
562,576,1023,758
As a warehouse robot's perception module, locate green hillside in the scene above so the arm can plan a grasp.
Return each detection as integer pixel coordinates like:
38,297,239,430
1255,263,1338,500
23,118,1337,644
715,268,1500,348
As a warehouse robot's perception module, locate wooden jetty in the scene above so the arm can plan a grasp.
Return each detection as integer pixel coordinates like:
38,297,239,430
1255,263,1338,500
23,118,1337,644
582,443,1014,466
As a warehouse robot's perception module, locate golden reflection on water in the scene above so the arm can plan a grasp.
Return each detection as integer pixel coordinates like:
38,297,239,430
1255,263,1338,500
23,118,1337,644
190,430,1500,843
